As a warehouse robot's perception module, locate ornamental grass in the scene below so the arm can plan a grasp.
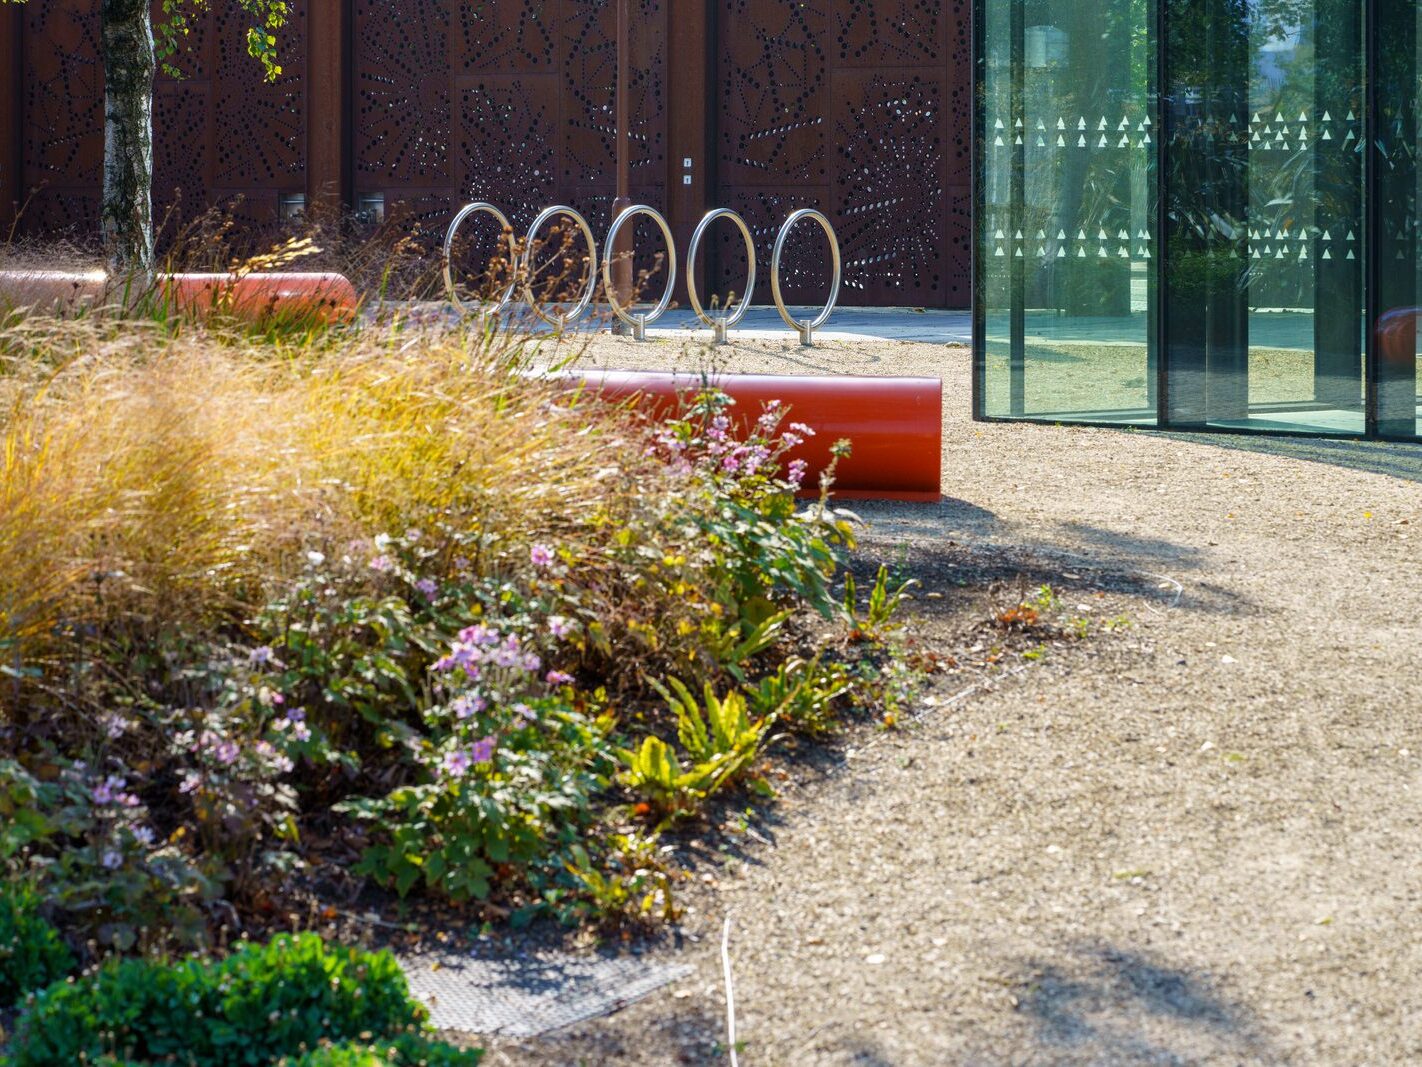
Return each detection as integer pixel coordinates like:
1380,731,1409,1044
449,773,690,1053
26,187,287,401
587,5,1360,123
0,314,644,717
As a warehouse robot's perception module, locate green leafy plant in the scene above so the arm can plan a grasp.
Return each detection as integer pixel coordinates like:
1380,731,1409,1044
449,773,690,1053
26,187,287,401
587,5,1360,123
289,1033,482,1067
556,833,678,927
662,678,770,776
698,610,793,682
0,880,74,1008
843,565,918,639
6,933,431,1067
744,655,854,737
619,680,771,816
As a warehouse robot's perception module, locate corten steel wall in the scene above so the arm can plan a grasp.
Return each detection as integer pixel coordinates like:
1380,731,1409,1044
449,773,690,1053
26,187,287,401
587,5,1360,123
350,0,670,281
5,1,971,308
12,0,308,241
713,0,972,308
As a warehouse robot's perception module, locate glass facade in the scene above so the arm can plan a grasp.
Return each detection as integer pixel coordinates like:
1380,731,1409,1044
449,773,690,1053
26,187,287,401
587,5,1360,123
976,0,1422,441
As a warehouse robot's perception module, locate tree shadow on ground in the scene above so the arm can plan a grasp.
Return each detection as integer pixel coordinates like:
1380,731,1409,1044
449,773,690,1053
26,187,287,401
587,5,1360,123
852,500,1247,619
1007,940,1271,1065
1153,429,1422,483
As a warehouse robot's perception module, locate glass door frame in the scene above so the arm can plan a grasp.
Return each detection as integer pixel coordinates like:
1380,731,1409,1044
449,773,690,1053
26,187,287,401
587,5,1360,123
973,0,1422,443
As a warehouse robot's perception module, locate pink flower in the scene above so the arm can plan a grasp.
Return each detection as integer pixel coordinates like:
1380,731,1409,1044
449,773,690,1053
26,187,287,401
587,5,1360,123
512,702,536,721
470,736,496,763
547,616,572,638
441,750,472,779
369,555,394,573
452,694,487,719
91,777,121,805
415,578,438,599
787,459,809,486
546,670,574,686
788,421,816,438
179,771,203,795
530,544,555,568
459,624,500,647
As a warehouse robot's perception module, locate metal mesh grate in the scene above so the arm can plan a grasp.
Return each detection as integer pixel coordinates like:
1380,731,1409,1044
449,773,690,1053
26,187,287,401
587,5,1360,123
399,948,694,1037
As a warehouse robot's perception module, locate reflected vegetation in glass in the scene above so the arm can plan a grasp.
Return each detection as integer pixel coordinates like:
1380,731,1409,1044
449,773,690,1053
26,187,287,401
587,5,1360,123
977,0,1420,441
979,0,1158,425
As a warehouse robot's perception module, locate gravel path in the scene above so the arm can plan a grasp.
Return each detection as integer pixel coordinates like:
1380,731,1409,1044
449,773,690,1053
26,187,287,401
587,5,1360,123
482,334,1422,1065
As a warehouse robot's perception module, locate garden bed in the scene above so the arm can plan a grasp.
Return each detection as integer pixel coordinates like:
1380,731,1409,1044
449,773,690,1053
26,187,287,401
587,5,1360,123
0,301,946,1062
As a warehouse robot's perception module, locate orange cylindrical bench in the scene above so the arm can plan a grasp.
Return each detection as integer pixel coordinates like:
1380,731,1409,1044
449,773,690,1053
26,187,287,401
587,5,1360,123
162,273,358,323
573,370,942,501
0,270,357,323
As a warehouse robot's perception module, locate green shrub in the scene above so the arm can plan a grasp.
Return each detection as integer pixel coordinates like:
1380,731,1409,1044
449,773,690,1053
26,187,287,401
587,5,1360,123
288,1034,481,1066
0,880,74,1007
5,933,427,1067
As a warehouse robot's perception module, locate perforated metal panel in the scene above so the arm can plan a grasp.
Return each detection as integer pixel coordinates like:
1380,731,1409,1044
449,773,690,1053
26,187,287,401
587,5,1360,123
355,0,669,245
18,0,306,242
399,948,693,1038
715,0,970,308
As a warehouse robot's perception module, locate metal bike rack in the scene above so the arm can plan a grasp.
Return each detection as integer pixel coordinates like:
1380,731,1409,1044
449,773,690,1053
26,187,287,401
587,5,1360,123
686,207,756,345
771,208,841,347
601,205,678,341
522,205,598,330
443,202,519,320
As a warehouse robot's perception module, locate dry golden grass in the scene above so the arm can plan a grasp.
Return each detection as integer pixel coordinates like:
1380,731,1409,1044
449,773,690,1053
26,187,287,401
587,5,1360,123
0,314,653,687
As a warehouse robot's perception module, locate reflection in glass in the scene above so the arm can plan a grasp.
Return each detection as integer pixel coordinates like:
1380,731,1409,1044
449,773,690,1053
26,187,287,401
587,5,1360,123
980,0,1158,424
976,0,1422,441
1165,0,1365,434
1377,0,1422,439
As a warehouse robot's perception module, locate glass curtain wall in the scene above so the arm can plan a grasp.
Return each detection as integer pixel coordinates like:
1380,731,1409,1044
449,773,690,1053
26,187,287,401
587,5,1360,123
979,0,1159,424
1377,0,1422,438
977,0,1421,441
1165,0,1365,434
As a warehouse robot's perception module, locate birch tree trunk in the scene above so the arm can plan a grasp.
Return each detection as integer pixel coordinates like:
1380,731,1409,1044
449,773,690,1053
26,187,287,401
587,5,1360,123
100,0,155,274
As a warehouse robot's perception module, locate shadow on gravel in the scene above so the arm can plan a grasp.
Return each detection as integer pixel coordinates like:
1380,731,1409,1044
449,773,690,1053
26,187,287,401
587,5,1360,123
853,511,1248,618
1012,942,1269,1064
1155,430,1422,483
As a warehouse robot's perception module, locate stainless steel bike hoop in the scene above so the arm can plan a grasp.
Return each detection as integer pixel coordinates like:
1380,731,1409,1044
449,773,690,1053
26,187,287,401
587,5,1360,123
442,202,518,319
522,205,599,330
686,207,756,345
601,205,678,341
771,208,842,346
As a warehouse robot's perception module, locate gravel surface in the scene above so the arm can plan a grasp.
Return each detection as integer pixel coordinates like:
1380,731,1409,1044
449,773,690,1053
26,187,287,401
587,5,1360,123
477,333,1422,1065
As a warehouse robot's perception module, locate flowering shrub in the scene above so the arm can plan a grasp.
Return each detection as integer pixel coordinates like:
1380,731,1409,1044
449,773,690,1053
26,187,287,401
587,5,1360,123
0,313,909,950
0,757,219,953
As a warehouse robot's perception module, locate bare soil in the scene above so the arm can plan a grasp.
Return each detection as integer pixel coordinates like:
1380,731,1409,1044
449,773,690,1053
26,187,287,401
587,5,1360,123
472,332,1422,1065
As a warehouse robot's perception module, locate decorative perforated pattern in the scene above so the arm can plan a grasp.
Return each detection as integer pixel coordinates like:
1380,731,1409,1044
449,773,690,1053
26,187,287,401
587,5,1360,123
354,0,452,187
459,2,557,72
716,0,968,307
19,0,305,242
458,78,559,224
835,0,943,66
561,0,665,189
719,1,827,187
21,0,102,235
212,3,305,188
834,73,945,300
356,1,667,252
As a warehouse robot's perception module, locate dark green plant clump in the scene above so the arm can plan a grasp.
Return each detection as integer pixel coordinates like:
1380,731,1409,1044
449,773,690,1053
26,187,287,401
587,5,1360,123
0,881,75,1007
3,933,467,1067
